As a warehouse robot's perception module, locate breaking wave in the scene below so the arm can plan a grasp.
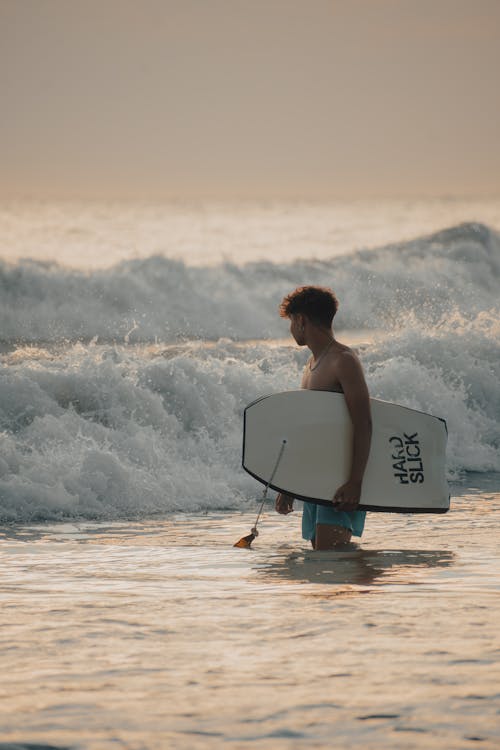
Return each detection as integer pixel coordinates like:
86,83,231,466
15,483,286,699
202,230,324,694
1,222,499,344
0,222,499,522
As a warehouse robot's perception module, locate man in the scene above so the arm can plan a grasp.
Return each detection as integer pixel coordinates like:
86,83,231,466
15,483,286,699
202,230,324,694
276,286,372,550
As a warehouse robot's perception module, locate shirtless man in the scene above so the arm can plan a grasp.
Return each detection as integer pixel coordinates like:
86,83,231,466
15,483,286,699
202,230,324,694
276,286,372,550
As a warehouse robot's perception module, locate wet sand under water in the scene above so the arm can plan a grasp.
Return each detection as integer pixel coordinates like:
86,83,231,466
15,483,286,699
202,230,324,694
0,479,499,750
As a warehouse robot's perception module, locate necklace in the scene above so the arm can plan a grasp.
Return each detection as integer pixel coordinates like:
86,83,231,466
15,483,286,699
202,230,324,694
309,339,334,371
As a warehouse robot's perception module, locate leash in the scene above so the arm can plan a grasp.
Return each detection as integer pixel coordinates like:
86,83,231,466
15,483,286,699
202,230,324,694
234,439,287,548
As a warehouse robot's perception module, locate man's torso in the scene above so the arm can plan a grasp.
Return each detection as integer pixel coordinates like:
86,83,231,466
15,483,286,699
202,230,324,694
301,341,355,392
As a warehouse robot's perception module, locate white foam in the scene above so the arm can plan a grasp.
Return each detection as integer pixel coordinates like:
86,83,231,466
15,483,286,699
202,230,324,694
364,310,500,478
0,222,499,344
0,308,499,523
1,221,499,521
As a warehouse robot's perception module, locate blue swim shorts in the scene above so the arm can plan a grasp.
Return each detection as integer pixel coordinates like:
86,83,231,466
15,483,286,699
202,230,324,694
302,502,366,540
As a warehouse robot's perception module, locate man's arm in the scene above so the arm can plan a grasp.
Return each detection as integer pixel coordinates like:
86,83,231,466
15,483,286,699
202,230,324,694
275,492,294,514
332,352,372,511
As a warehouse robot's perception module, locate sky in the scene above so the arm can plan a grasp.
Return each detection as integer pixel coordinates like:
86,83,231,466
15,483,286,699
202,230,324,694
1,0,499,199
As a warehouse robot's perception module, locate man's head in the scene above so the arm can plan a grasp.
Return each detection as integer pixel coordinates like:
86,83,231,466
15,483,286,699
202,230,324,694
279,286,339,345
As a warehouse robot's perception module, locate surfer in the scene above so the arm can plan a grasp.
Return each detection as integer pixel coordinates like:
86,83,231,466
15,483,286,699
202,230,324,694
276,286,372,549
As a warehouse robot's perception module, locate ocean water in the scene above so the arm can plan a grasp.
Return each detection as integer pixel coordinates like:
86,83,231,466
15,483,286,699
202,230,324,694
0,200,499,749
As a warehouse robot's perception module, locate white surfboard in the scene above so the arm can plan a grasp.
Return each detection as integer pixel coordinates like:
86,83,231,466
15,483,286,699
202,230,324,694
243,390,450,513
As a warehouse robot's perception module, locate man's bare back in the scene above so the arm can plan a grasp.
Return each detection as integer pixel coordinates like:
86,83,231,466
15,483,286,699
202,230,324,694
301,340,358,393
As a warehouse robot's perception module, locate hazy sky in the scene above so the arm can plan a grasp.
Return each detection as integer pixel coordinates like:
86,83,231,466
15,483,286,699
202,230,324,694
1,0,499,199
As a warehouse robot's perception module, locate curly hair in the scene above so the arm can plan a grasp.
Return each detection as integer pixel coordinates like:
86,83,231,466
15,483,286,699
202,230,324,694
279,286,339,328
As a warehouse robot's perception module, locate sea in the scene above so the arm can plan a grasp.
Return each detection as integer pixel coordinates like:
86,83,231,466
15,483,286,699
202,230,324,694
0,198,499,749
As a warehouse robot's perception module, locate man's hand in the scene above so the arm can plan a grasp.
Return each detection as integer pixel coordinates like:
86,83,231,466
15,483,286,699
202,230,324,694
332,480,362,511
275,493,294,514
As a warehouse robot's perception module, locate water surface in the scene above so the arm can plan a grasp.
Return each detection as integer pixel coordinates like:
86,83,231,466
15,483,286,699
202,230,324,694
1,483,499,749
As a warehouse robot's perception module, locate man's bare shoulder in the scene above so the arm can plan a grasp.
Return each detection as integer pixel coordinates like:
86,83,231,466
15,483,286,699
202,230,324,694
331,346,367,382
331,343,361,368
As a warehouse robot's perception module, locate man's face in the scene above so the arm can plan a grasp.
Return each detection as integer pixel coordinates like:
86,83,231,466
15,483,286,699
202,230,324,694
290,314,306,346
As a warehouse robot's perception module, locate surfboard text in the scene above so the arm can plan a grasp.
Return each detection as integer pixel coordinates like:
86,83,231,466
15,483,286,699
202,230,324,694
389,433,424,484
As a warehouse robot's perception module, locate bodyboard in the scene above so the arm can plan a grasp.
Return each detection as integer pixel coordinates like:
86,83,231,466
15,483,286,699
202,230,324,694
242,390,450,513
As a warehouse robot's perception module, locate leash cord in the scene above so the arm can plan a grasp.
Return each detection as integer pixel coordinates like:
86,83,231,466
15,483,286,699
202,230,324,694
251,439,287,535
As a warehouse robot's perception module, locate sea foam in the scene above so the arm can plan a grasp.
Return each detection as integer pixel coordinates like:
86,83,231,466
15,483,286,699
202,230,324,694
0,314,499,523
1,222,499,522
0,222,498,344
